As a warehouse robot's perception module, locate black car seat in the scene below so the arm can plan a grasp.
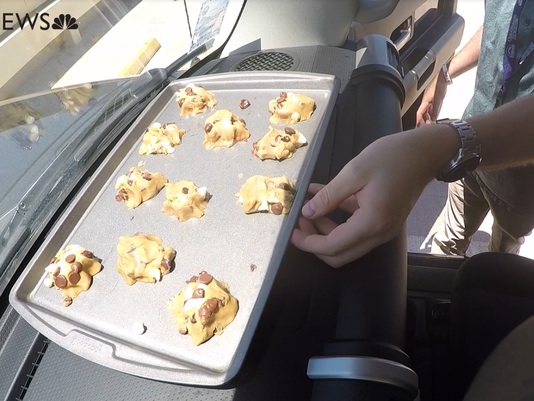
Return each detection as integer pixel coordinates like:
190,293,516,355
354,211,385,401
450,252,534,400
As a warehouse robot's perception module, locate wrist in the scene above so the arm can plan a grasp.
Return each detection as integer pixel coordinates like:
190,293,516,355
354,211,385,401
413,124,462,181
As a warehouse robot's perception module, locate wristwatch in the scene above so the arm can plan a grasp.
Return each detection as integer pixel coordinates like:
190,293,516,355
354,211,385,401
436,120,482,182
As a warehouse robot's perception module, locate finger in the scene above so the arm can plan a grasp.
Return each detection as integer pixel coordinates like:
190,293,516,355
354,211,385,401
307,213,400,268
295,215,318,236
294,208,372,256
291,216,339,251
312,235,383,268
311,216,339,236
307,183,325,196
301,163,364,219
415,108,426,127
337,194,360,214
307,186,359,214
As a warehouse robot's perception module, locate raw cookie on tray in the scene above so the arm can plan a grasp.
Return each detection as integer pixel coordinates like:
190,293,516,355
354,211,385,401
162,180,210,222
116,233,176,286
43,244,102,307
176,83,217,116
114,162,168,209
203,109,250,149
236,175,295,215
268,91,315,125
138,122,185,155
252,126,307,161
167,271,239,345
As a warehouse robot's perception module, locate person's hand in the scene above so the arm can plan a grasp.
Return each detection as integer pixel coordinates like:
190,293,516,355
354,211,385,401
291,130,442,267
415,73,448,126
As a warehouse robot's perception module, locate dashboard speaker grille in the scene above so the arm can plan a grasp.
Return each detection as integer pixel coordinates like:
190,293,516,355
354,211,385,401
234,52,295,71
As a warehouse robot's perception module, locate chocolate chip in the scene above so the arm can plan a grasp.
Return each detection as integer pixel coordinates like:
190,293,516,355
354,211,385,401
52,266,60,277
277,92,287,103
239,99,251,109
68,271,81,285
206,298,219,312
65,254,76,263
281,135,291,142
182,187,189,194
116,188,128,201
199,306,212,320
63,296,73,307
198,271,213,284
179,325,188,335
271,203,284,215
71,262,83,274
190,315,197,324
81,250,93,259
161,259,170,271
204,123,213,133
250,263,257,272
54,275,67,288
186,275,198,283
185,87,194,96
178,98,185,107
284,127,296,135
142,172,153,181
192,288,205,299
277,182,290,191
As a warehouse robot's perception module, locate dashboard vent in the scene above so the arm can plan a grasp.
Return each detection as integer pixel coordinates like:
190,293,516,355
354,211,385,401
234,52,295,71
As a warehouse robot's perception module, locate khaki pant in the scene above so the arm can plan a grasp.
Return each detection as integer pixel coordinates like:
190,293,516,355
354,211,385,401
431,174,533,256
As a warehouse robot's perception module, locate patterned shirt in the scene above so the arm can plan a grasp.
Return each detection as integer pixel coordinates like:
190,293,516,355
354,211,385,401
464,0,534,214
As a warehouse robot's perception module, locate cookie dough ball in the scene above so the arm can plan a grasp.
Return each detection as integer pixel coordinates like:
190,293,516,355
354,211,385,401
176,84,217,116
116,233,176,286
167,271,239,345
115,163,168,209
43,244,102,307
203,109,250,149
268,92,315,125
236,175,295,215
139,122,185,155
162,181,210,222
253,126,307,161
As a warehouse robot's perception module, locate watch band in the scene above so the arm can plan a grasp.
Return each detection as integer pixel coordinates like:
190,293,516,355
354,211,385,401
436,120,482,182
450,120,480,153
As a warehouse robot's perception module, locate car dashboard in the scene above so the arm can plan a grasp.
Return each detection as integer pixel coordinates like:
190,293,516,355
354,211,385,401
0,1,465,400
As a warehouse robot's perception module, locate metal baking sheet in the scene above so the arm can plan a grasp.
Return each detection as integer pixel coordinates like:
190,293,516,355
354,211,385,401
10,71,340,386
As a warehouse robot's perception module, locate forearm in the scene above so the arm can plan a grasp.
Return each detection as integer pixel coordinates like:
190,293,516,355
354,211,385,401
448,25,483,78
468,93,534,169
405,92,534,183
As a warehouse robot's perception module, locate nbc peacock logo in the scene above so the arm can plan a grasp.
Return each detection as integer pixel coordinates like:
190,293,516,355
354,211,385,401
51,14,79,30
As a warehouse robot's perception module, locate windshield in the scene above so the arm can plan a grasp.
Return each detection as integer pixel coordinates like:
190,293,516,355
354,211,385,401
0,0,243,291
1,0,241,98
